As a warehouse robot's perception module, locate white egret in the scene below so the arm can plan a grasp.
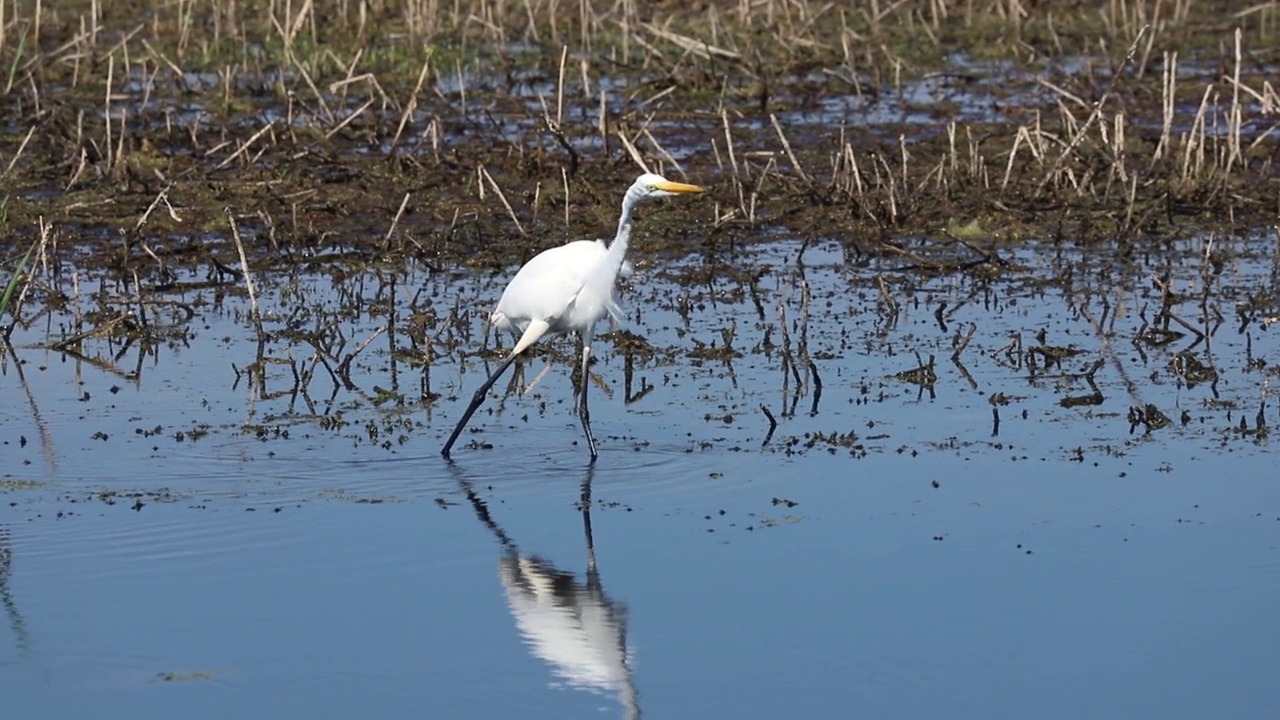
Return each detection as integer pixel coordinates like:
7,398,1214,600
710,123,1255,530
441,172,704,460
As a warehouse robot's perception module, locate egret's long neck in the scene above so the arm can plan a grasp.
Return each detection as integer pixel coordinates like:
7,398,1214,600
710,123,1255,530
603,193,636,275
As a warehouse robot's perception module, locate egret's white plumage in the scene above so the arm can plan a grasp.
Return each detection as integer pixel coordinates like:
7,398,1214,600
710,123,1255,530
442,172,704,460
489,238,626,351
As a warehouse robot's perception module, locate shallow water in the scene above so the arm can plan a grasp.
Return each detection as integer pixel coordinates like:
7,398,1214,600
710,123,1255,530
3,233,1279,718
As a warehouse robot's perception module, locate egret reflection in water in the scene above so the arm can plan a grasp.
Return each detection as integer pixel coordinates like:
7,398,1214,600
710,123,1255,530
454,464,639,719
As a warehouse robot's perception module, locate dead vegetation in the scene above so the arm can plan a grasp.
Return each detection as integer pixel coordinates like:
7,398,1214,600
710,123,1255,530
0,1,1275,279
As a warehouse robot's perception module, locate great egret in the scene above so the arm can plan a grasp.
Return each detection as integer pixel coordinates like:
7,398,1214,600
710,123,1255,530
441,172,704,460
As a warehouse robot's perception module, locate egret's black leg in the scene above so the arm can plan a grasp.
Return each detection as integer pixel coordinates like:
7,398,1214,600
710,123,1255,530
441,354,517,458
580,463,597,575
577,344,598,460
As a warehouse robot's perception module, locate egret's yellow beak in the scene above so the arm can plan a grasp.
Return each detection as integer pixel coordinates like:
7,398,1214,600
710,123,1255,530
655,180,704,193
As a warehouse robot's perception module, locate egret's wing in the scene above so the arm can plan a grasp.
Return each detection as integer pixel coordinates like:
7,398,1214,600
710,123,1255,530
495,240,610,328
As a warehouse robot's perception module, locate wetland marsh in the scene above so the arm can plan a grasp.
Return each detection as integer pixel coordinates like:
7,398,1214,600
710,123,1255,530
3,1,1280,717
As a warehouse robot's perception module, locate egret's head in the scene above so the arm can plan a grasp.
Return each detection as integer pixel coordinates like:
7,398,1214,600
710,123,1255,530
631,172,704,200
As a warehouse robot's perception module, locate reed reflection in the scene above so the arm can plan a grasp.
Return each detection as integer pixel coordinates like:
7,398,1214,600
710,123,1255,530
0,525,31,659
454,464,639,719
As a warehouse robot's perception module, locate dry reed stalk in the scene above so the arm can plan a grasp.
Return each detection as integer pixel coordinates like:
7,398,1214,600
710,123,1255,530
214,121,276,169
1153,50,1176,163
556,44,567,128
325,97,375,139
537,47,581,175
643,23,741,61
1180,85,1212,183
596,88,609,153
386,193,411,243
640,129,683,177
112,107,128,180
389,54,433,156
104,53,114,172
1037,25,1149,195
562,167,570,228
328,72,390,109
1002,124,1043,191
226,208,261,326
477,165,526,235
899,133,910,185
738,180,757,225
720,109,740,178
6,218,54,330
2,125,35,179
1105,112,1128,186
1123,173,1138,231
616,132,651,173
420,117,442,162
1226,27,1243,175
133,184,181,236
293,58,335,124
520,0,539,42
455,59,467,118
770,114,808,183
1037,77,1088,110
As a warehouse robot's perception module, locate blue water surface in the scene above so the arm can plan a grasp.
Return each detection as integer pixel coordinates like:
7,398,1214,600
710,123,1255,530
3,236,1278,719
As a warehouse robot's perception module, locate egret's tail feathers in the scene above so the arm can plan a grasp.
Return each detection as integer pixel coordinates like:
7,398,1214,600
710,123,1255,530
606,297,625,325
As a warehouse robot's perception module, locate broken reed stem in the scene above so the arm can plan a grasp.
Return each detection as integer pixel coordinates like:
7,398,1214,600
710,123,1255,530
105,53,113,173
1152,50,1177,163
538,87,580,175
325,97,375,139
455,59,467,118
1227,27,1243,175
385,192,410,242
556,44,567,129
2,125,35,178
616,131,650,173
133,183,180,233
214,120,277,169
721,109,740,177
561,167,570,228
477,165,526,235
770,114,809,183
225,208,261,327
641,128,683,176
389,53,433,157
